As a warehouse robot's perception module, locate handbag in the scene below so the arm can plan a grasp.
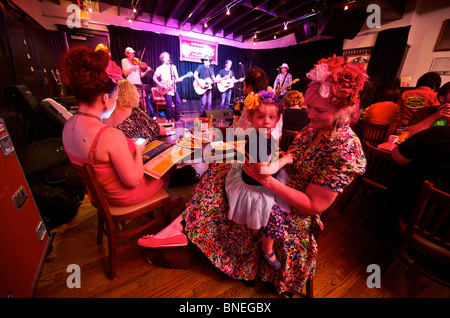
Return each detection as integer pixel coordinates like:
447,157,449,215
145,244,194,269
169,165,200,187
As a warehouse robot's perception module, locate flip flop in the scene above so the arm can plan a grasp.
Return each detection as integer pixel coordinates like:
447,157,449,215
138,233,188,248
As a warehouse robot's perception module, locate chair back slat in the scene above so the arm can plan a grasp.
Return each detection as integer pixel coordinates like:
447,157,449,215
280,129,299,152
71,163,113,224
362,142,399,187
360,120,389,145
410,181,450,253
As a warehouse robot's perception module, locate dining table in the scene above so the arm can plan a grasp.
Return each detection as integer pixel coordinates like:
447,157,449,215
158,126,245,165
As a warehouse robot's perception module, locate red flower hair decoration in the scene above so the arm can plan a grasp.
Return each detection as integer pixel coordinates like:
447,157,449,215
306,54,368,108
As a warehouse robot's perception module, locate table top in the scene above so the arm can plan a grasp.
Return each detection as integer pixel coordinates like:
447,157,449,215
158,133,245,164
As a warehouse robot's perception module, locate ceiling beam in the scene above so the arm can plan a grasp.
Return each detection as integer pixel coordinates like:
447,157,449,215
164,0,184,25
229,12,268,39
190,2,229,30
178,0,207,28
233,14,281,38
239,1,316,39
150,0,164,23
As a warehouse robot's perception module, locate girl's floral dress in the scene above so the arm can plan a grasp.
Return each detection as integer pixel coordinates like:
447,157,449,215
183,124,366,294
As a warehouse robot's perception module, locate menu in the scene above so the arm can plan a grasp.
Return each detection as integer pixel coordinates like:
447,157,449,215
143,140,193,179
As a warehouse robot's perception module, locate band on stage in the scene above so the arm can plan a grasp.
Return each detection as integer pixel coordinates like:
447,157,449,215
112,45,293,120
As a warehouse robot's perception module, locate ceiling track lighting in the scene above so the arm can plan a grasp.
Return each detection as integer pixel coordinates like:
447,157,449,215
247,0,355,42
198,1,240,30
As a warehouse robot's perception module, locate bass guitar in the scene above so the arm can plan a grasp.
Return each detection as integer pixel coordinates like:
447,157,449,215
275,78,299,95
157,72,193,95
217,77,245,93
193,77,215,95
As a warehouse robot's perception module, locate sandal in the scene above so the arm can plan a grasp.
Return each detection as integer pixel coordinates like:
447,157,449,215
263,251,281,270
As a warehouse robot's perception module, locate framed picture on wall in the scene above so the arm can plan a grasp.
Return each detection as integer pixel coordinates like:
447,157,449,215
342,47,373,70
434,19,450,51
345,53,371,70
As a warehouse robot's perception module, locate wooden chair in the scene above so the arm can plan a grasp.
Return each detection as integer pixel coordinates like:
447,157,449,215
151,87,167,117
71,163,170,279
339,142,400,214
385,181,450,286
280,129,299,152
360,120,390,146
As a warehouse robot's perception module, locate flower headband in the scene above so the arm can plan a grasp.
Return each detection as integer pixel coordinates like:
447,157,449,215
306,54,368,108
244,90,284,115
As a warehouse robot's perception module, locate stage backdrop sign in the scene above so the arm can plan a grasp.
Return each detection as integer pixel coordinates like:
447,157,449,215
179,35,218,65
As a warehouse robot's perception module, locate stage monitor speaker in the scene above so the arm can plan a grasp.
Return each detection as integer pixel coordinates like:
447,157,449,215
295,21,317,43
201,109,234,124
319,8,367,39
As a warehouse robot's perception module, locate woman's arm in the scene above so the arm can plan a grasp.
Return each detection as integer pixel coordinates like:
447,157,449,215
243,163,338,215
103,128,146,188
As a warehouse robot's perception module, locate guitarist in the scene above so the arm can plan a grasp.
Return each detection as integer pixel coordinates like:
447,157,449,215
273,63,292,100
216,60,243,110
194,55,216,115
153,52,183,122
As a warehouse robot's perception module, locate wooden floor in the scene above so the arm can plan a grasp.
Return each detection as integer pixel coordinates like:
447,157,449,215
32,179,450,299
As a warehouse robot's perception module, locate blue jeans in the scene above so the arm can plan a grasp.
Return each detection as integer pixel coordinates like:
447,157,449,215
219,89,232,109
164,92,181,121
199,90,212,115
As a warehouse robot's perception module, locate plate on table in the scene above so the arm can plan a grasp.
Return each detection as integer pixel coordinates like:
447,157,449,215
212,142,234,151
188,132,210,143
176,137,202,149
193,136,210,143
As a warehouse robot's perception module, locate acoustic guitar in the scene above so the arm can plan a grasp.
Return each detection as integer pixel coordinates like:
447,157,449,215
217,77,245,93
193,77,215,95
157,72,193,95
275,78,299,95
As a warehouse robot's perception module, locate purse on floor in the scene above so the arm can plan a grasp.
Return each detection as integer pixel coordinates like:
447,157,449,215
145,244,194,269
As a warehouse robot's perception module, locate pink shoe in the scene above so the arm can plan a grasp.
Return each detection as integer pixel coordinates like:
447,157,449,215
137,233,188,248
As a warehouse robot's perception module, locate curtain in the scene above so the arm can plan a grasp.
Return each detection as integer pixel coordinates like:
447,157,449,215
363,26,411,107
108,25,343,99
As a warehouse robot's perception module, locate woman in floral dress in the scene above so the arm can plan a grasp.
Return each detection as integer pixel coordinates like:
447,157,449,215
139,56,368,294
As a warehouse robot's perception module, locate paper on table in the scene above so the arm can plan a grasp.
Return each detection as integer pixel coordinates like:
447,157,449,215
143,141,192,179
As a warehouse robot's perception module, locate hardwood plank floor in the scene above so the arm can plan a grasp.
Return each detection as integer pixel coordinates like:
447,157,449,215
32,181,450,299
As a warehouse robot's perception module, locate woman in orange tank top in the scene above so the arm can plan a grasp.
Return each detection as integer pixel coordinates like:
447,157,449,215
60,47,172,207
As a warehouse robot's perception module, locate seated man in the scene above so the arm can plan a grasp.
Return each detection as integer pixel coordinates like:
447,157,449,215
388,126,450,223
395,72,441,127
406,82,450,136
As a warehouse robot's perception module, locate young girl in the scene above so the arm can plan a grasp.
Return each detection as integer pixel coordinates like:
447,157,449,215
225,90,293,270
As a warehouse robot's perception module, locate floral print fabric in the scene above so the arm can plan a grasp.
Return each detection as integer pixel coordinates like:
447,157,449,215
183,124,366,294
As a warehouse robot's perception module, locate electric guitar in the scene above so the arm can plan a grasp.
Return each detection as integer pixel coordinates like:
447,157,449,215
217,76,245,93
275,78,299,95
157,72,193,95
193,77,215,95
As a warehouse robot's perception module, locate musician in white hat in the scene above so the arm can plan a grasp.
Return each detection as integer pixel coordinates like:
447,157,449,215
121,47,151,85
121,47,153,115
273,63,293,100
